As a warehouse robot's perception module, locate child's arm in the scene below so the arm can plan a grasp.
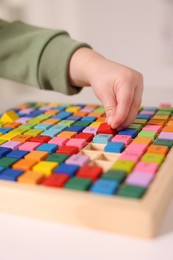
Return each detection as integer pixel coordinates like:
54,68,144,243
69,48,143,129
0,20,90,95
0,20,143,129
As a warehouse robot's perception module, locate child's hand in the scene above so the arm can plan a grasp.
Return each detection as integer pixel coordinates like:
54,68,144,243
69,48,143,129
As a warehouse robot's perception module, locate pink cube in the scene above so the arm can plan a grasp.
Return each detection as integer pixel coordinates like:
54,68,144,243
66,154,90,166
125,143,148,153
19,141,40,151
83,126,98,136
119,150,142,162
48,137,68,146
1,141,22,150
133,161,158,174
111,134,132,145
66,138,86,149
126,172,154,187
142,125,162,133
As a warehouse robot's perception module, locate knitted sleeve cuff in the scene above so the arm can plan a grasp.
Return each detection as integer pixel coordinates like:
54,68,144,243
38,34,91,95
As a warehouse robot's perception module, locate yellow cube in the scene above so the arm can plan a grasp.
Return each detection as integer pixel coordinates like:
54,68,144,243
33,161,58,176
58,131,76,138
0,139,7,145
112,160,135,173
89,122,102,128
141,153,165,165
23,129,43,137
65,106,81,112
0,110,19,123
0,132,19,140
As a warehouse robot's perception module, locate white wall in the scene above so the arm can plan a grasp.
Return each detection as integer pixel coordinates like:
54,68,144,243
0,0,173,109
22,0,173,87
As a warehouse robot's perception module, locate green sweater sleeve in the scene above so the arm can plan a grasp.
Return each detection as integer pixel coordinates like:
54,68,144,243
0,20,91,95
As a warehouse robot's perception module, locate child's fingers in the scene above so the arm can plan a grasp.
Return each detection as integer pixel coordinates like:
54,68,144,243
117,84,143,130
110,84,135,129
98,89,117,125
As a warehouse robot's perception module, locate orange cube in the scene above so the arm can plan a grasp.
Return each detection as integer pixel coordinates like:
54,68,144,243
132,137,153,146
13,159,37,171
25,151,49,162
147,145,168,155
17,171,44,184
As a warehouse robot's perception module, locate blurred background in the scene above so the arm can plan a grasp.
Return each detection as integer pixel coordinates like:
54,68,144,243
0,0,173,109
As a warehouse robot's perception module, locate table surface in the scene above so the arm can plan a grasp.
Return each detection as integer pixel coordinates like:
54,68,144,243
0,79,173,260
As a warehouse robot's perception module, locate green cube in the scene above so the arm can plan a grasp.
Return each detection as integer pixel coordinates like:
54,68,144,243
65,177,92,191
129,123,143,132
93,106,105,113
19,123,36,129
36,114,51,120
117,184,146,199
73,121,90,127
154,138,173,149
158,107,173,112
156,110,172,116
58,120,75,127
138,130,157,139
34,102,47,108
102,169,126,183
0,157,18,168
46,153,69,163
133,119,147,126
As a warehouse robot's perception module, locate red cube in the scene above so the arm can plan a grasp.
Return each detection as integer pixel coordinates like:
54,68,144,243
56,146,79,155
75,132,94,142
97,123,116,135
76,165,103,181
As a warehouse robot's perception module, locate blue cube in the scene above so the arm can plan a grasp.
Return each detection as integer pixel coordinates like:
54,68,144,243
7,150,29,159
0,169,23,181
41,129,61,137
65,126,84,133
0,147,12,158
54,163,79,177
0,128,13,134
36,143,58,153
118,129,138,138
93,134,113,144
90,179,119,195
81,116,96,122
52,112,72,120
66,116,82,121
136,114,151,121
104,142,125,153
